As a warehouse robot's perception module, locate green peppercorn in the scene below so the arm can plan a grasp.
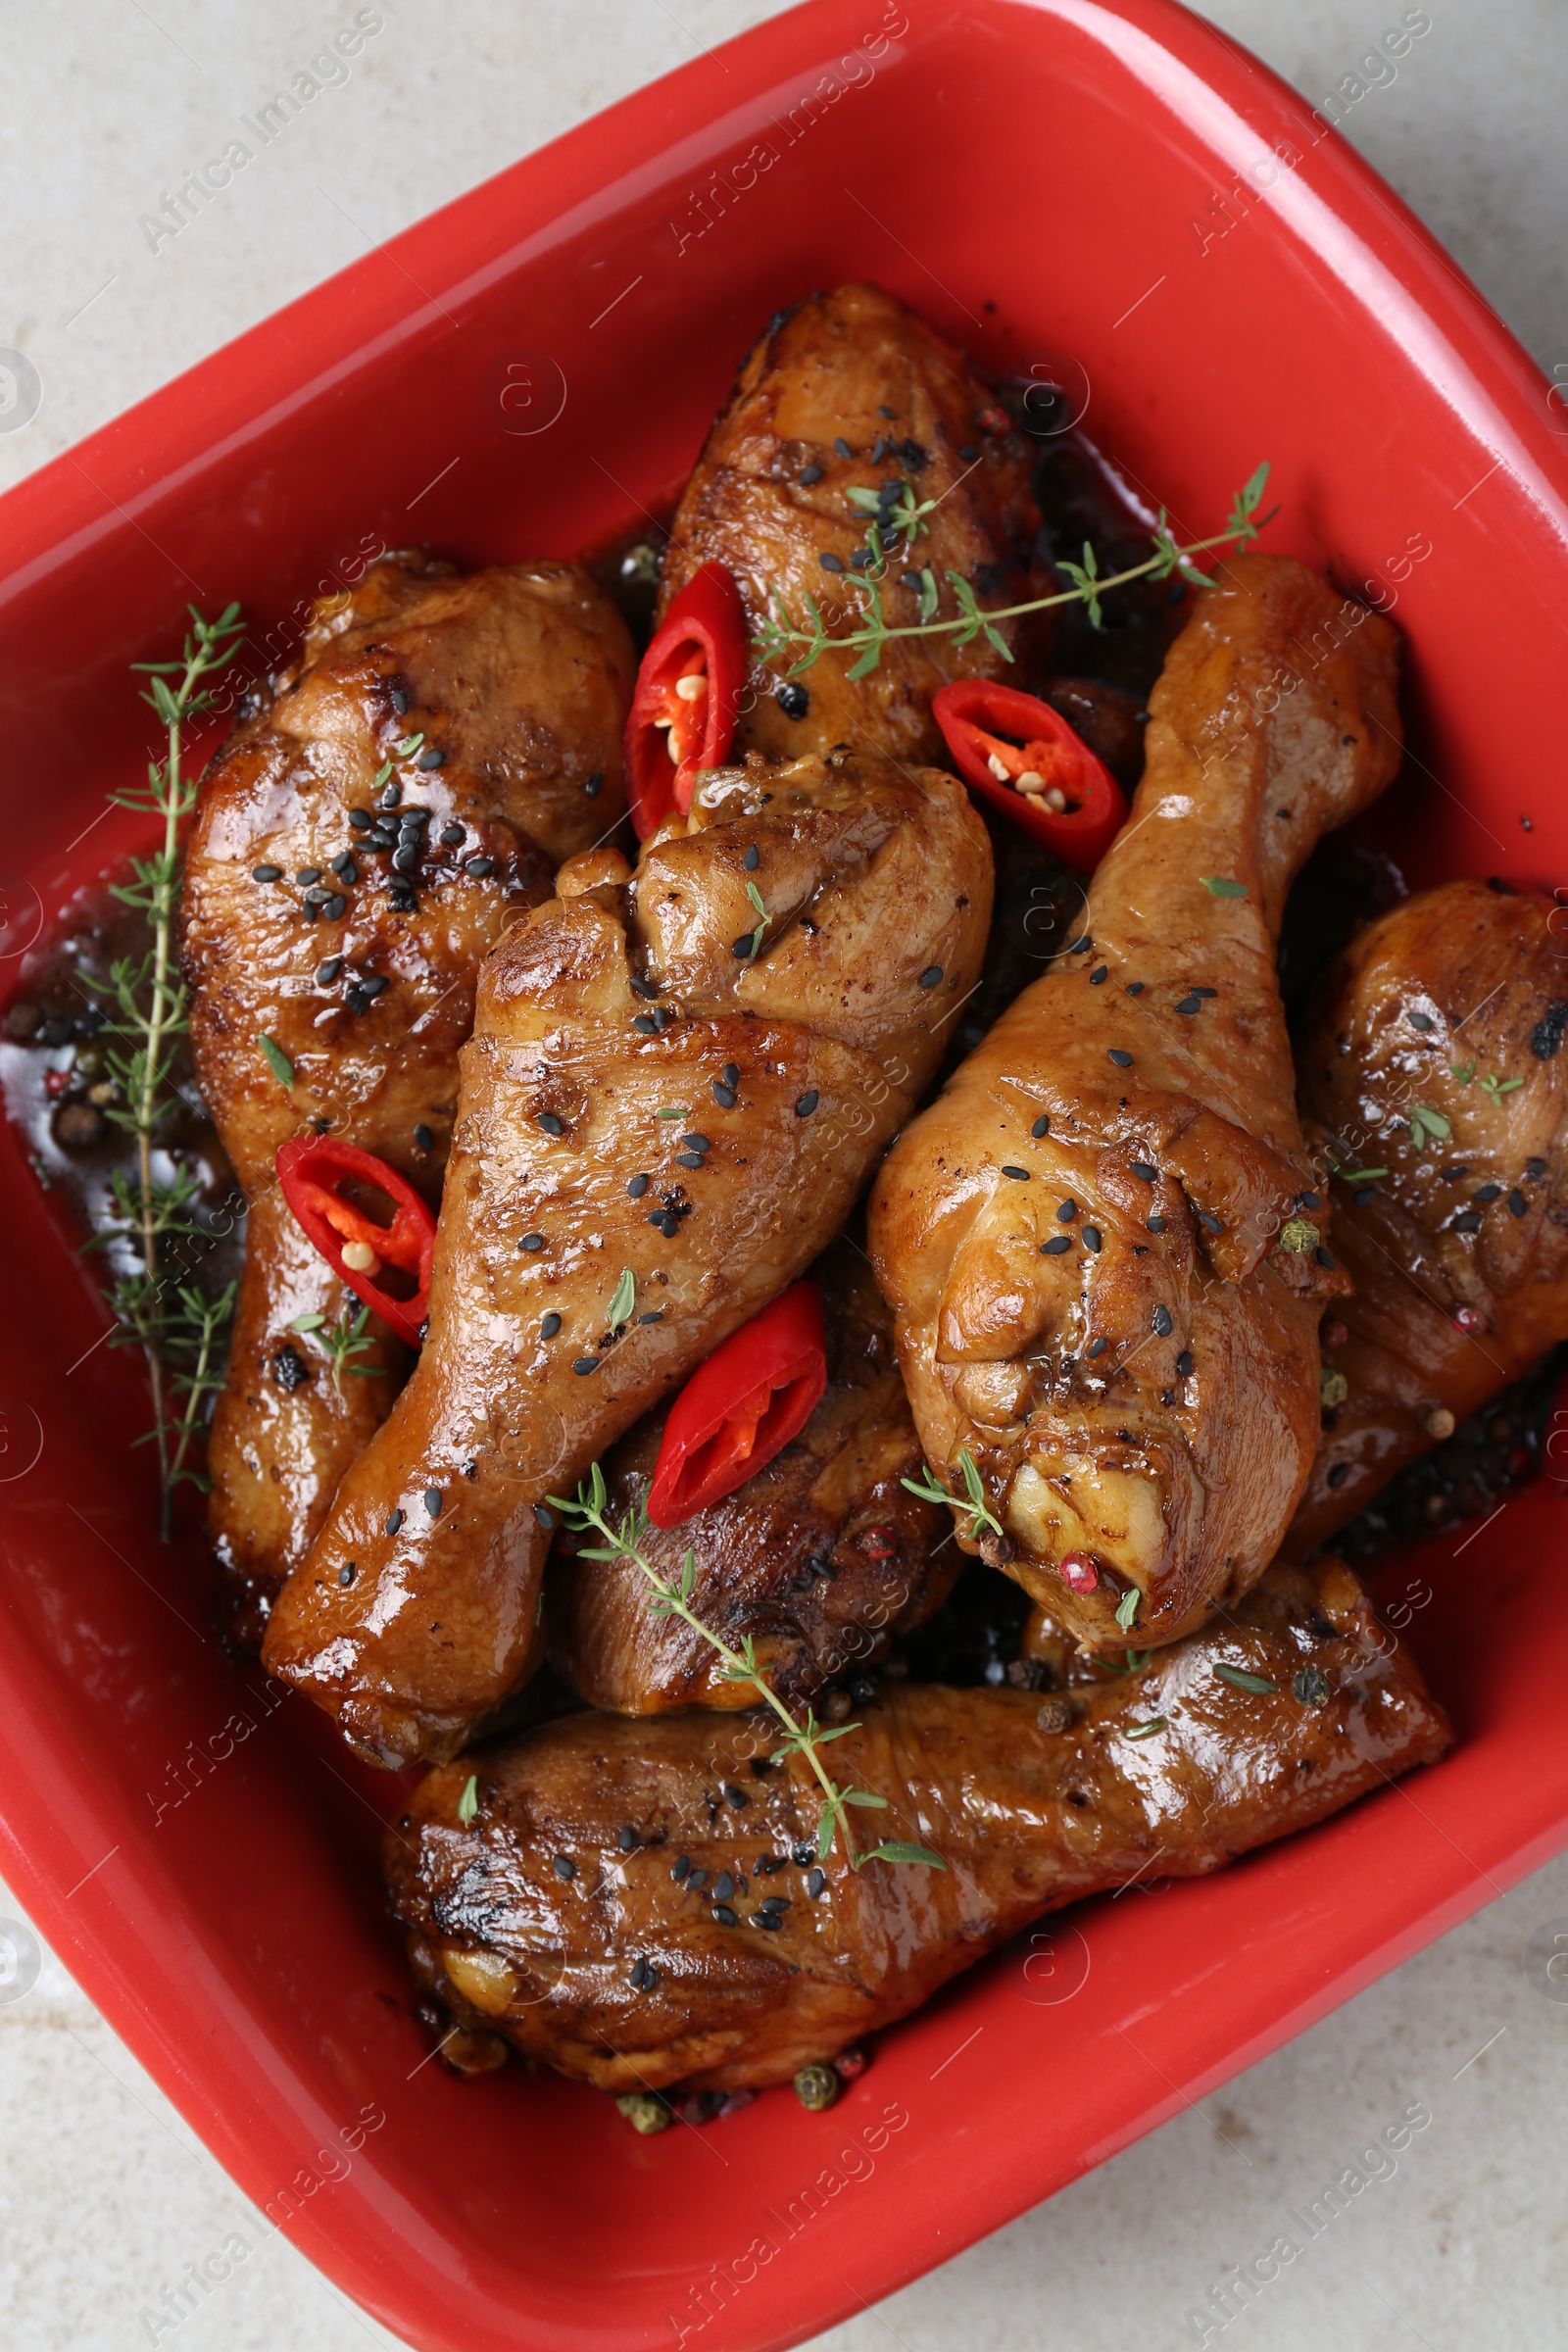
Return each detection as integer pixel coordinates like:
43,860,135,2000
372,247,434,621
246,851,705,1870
615,2091,671,2135
794,2062,840,2112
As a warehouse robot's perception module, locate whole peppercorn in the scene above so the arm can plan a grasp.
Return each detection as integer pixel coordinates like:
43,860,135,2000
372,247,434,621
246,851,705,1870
794,2062,840,2112
615,2092,671,2135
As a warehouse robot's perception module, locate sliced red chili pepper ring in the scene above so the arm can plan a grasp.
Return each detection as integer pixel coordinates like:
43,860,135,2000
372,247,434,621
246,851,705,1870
932,678,1129,873
275,1135,437,1349
646,1281,828,1529
624,560,749,840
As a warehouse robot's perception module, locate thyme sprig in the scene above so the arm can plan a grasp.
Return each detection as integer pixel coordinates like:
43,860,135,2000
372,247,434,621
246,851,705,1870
902,1446,1005,1544
87,604,246,1536
291,1303,383,1396
754,463,1275,680
549,1467,943,1873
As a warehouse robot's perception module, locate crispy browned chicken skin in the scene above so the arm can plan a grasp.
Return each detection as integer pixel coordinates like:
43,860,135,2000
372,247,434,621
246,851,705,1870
548,1241,954,1714
183,552,633,1645
263,749,993,1765
661,281,1042,763
1291,877,1568,1548
385,1556,1448,2093
868,556,1401,1650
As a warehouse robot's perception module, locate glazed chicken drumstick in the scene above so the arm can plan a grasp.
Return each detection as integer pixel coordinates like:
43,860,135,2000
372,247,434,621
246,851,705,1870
386,1555,1448,2094
869,555,1401,1651
182,551,633,1646
1290,876,1568,1549
661,280,1043,764
548,1241,955,1715
263,748,992,1765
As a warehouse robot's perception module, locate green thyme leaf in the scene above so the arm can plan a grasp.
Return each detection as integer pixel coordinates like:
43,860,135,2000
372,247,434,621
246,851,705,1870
1200,875,1249,899
1124,1716,1168,1740
1115,1587,1141,1631
857,1842,947,1870
1407,1104,1452,1152
258,1032,294,1089
1215,1663,1279,1695
1332,1165,1388,1184
457,1774,479,1825
608,1266,636,1330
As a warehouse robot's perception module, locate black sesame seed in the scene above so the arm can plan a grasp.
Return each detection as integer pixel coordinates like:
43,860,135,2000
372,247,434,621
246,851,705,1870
776,681,809,719
1089,1337,1108,1358
536,1112,564,1136
345,986,368,1013
573,1356,600,1375
1152,1304,1174,1337
798,464,824,485
672,1855,691,1883
818,552,845,573
637,1310,664,1324
687,1869,708,1890
418,748,444,769
1198,1209,1223,1234
741,845,761,874
1090,964,1108,985
1067,934,1093,955
1125,981,1146,996
1175,994,1201,1015
1131,1161,1157,1181
519,1233,545,1252
1297,1191,1322,1210
1176,1349,1193,1377
361,974,389,998
629,977,661,1000
379,778,402,808
795,1090,819,1117
732,933,757,957
1440,1163,1470,1181
1526,1157,1547,1179
1509,1189,1528,1217
1453,1210,1484,1233
834,436,854,459
633,1014,658,1033
252,862,283,883
330,852,357,880
680,1134,710,1152
722,1063,739,1088
1315,1246,1336,1269
649,1211,679,1237
392,844,418,872
1056,1199,1076,1220
712,1082,736,1108
627,1174,649,1199
807,1867,826,1897
618,1826,638,1851
712,1872,735,1901
902,437,927,468
553,1854,575,1880
1108,1049,1134,1067
1327,1462,1349,1488
316,956,343,984
1002,1165,1030,1181
1031,1113,1052,1138
1082,1225,1102,1251
675,1151,704,1169
919,964,943,990
533,1504,556,1531
1040,1235,1072,1254
296,867,321,886
321,895,347,920
423,1488,442,1517
401,805,431,827
540,1312,562,1340
1408,1010,1434,1031
750,1911,783,1931
1148,1214,1166,1233
1354,1188,1376,1207
713,1904,738,1926
723,1785,749,1808
1473,1184,1501,1202
348,808,372,830
465,856,496,878
582,770,603,800
438,823,465,850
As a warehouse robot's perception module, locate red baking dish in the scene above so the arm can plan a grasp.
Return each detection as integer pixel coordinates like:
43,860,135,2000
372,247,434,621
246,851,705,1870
2,3,1565,2347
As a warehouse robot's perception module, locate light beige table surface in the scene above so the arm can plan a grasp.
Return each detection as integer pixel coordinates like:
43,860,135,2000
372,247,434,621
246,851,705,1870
1,5,1565,2348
